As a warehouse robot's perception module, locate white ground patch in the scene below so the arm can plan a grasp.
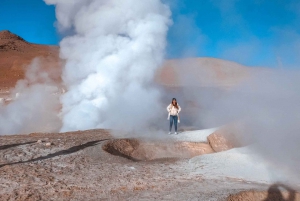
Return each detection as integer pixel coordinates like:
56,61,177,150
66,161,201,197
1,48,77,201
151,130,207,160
188,146,275,184
171,128,218,142
172,128,286,185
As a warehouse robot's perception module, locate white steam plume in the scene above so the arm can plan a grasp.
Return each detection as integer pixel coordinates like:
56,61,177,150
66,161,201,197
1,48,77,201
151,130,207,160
45,0,171,132
0,59,61,135
201,69,300,181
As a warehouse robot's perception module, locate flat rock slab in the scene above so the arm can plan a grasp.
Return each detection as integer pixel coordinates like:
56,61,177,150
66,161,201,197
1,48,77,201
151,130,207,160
103,138,214,161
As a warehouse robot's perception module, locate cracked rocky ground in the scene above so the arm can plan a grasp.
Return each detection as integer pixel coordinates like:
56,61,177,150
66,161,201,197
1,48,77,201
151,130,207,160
2,129,299,201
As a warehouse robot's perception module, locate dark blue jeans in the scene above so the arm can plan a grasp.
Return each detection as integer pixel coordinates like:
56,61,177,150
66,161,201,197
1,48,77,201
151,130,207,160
169,115,178,132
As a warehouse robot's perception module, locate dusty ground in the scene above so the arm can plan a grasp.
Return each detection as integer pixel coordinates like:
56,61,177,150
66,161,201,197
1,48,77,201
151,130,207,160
1,129,297,201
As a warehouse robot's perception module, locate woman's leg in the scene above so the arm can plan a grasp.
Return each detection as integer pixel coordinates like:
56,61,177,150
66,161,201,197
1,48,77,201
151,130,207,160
174,115,178,132
169,116,173,132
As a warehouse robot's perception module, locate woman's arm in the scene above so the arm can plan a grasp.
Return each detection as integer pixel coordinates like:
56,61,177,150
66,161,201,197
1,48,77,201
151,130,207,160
167,104,171,112
178,104,181,113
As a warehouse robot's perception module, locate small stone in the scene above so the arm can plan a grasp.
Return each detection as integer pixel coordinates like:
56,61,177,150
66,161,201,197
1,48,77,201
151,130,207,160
37,140,42,143
45,142,52,147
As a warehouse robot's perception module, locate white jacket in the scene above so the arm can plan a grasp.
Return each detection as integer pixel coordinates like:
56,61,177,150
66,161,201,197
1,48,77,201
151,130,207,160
167,104,181,115
167,104,181,122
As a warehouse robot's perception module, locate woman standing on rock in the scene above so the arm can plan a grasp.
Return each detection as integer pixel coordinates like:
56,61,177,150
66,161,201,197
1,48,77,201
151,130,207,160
167,98,181,135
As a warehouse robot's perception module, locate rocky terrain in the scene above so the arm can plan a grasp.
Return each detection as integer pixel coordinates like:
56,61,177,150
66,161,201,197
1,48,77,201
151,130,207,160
1,129,299,200
1,30,299,200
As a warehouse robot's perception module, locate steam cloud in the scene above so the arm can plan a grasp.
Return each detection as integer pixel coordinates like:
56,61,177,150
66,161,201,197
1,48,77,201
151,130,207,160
200,69,300,181
44,0,171,132
0,59,61,135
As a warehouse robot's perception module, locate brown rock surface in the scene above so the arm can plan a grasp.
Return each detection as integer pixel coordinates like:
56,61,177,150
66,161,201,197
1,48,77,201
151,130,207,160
103,139,214,161
207,126,241,152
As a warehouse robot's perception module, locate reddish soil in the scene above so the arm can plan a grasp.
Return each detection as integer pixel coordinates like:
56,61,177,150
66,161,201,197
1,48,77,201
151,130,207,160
0,30,61,91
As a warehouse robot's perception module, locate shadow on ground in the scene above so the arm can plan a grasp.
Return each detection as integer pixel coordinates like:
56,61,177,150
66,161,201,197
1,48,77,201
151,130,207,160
264,183,297,201
0,139,110,168
227,183,300,201
0,141,35,150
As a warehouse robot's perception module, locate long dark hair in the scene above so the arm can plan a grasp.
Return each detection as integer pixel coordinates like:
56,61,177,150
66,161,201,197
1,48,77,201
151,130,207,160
171,98,179,109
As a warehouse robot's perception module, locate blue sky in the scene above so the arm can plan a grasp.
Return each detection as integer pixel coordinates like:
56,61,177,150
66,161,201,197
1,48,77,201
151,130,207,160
0,0,58,45
167,0,300,68
1,0,300,68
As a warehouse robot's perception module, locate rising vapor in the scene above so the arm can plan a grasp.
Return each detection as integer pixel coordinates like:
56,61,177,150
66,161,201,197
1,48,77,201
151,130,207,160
201,69,300,181
0,59,61,135
44,0,172,132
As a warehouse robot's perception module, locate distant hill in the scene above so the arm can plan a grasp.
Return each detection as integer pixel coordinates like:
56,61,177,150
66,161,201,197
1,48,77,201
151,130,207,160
0,30,258,91
157,58,253,89
0,30,60,90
